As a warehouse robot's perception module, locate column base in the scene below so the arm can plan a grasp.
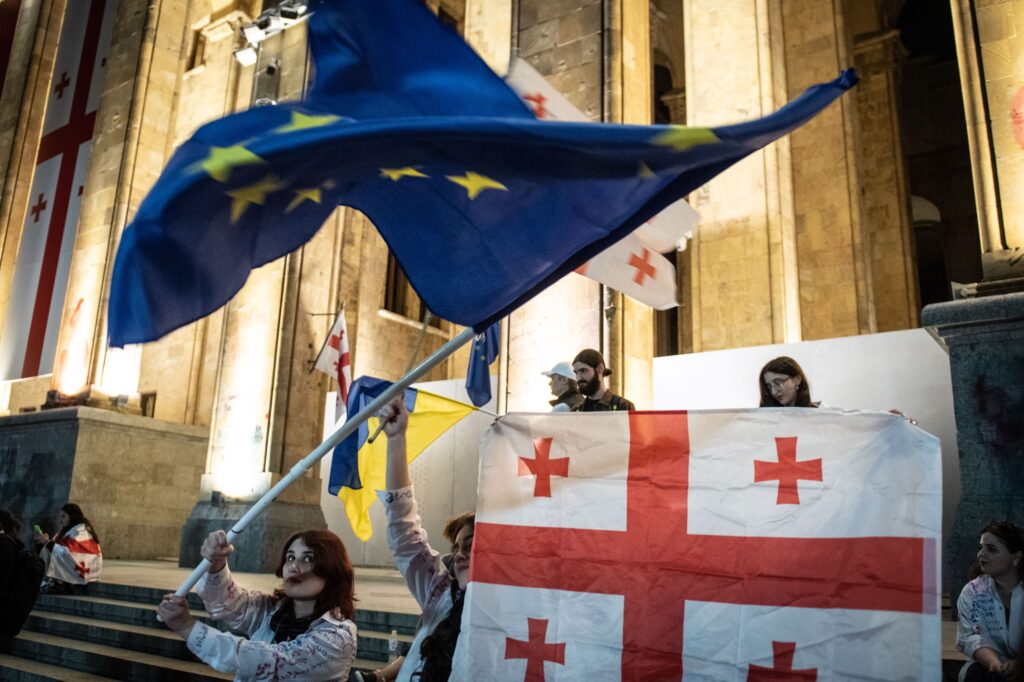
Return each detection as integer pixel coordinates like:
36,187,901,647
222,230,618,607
922,291,1024,602
179,498,327,573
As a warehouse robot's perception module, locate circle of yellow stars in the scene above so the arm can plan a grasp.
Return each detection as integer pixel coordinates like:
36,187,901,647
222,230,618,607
185,109,720,224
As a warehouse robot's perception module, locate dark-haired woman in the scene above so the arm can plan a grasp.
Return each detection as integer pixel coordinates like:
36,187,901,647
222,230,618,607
758,356,818,408
956,521,1024,682
378,398,474,682
158,529,357,681
33,502,102,593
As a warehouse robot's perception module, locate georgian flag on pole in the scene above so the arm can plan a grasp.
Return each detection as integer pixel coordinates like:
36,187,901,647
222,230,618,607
454,410,941,680
505,58,698,310
314,308,352,416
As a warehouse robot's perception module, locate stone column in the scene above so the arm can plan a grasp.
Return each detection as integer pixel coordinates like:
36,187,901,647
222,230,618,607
500,0,606,412
853,29,919,331
179,21,335,573
683,0,876,351
495,0,654,411
922,293,1024,601
606,0,654,407
0,0,45,208
950,0,1024,283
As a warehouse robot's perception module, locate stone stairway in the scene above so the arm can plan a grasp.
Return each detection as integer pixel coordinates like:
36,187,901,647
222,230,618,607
1,582,417,681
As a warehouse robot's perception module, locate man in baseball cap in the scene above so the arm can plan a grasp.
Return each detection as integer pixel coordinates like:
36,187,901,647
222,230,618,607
572,349,636,412
541,362,585,412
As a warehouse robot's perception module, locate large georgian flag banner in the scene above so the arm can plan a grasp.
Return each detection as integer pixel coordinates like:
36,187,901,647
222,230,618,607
454,410,941,681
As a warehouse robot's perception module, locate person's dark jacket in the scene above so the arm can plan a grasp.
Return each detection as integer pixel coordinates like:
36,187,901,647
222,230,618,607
579,392,635,412
550,389,585,412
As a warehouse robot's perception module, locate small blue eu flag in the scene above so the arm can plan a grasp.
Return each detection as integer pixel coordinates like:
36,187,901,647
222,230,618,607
465,322,500,407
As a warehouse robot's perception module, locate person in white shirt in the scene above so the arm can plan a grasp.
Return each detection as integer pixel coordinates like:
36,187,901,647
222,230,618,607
957,521,1024,682
377,397,473,682
158,529,357,681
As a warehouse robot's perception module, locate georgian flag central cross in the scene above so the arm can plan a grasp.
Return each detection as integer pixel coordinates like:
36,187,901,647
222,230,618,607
458,411,941,680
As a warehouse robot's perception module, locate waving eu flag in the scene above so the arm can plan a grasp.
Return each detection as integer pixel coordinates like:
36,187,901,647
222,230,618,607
465,322,500,407
107,0,857,346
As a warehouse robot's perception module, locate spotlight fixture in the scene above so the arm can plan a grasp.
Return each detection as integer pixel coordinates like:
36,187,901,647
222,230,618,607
279,1,308,21
240,23,265,45
233,46,258,66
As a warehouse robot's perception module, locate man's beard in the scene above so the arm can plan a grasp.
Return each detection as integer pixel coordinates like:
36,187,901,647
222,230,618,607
579,376,600,397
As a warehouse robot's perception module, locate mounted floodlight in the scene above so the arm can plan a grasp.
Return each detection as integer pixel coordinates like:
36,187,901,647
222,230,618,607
279,1,308,20
241,23,265,45
234,46,258,67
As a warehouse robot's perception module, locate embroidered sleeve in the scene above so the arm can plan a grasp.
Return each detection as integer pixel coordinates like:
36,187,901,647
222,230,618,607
378,484,449,609
956,581,998,660
188,618,357,680
196,566,276,635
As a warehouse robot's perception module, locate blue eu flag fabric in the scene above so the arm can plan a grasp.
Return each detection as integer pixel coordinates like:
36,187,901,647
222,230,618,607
107,0,858,347
465,322,500,407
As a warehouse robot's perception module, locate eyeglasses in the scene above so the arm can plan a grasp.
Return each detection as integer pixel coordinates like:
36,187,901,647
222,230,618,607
766,377,792,390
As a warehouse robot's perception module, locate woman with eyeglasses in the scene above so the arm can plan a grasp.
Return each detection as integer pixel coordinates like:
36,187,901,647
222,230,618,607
157,529,357,681
957,521,1024,682
374,397,474,682
758,356,818,408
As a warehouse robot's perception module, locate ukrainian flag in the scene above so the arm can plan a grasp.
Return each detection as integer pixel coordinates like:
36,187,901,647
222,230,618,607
328,376,480,540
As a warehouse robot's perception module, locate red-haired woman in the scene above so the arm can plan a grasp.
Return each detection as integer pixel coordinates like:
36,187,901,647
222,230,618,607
957,521,1024,681
158,529,357,681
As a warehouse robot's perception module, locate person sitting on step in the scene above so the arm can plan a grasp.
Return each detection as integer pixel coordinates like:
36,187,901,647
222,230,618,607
33,503,102,594
957,521,1024,682
377,396,474,681
158,529,357,681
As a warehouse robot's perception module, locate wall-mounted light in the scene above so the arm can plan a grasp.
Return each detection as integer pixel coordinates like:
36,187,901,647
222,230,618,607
234,46,258,66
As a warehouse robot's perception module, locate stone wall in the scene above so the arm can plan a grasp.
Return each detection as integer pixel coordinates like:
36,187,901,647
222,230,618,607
854,30,919,332
0,407,208,558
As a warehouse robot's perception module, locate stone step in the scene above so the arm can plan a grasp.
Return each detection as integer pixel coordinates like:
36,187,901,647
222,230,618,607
33,594,218,630
8,630,232,682
0,653,118,682
79,581,420,637
24,611,195,661
82,583,205,612
27,598,412,664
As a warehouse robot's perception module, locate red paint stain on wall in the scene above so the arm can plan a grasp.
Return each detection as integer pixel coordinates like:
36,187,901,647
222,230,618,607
1013,85,1024,150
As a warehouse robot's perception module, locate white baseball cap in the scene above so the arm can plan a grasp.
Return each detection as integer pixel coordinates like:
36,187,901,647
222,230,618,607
540,362,575,380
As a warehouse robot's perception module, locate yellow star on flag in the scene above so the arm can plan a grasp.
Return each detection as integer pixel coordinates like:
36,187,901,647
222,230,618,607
446,172,507,200
638,162,657,179
274,111,341,134
651,126,719,152
225,175,287,223
286,187,323,213
380,167,429,181
189,145,264,182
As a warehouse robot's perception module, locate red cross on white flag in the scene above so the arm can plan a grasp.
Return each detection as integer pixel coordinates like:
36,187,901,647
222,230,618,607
0,0,118,380
504,58,699,310
314,308,352,416
453,410,941,680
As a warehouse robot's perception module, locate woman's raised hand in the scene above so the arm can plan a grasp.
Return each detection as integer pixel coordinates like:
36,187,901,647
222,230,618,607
200,530,235,573
158,594,196,638
378,397,408,439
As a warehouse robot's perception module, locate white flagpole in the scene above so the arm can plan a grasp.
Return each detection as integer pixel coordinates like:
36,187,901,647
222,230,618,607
168,325,477,599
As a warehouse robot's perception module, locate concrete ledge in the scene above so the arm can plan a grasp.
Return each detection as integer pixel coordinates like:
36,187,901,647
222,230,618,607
922,291,1024,329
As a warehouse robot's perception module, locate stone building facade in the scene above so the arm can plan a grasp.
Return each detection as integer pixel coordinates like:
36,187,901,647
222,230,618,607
0,0,1020,568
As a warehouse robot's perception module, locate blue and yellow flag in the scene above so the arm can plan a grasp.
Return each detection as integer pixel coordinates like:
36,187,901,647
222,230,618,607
327,377,479,541
107,0,857,347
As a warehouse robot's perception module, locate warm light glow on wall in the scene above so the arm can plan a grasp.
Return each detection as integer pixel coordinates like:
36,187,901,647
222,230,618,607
99,345,142,396
53,299,91,395
206,301,277,500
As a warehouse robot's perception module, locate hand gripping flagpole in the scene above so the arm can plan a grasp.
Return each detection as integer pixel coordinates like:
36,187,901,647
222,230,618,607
168,325,477,600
